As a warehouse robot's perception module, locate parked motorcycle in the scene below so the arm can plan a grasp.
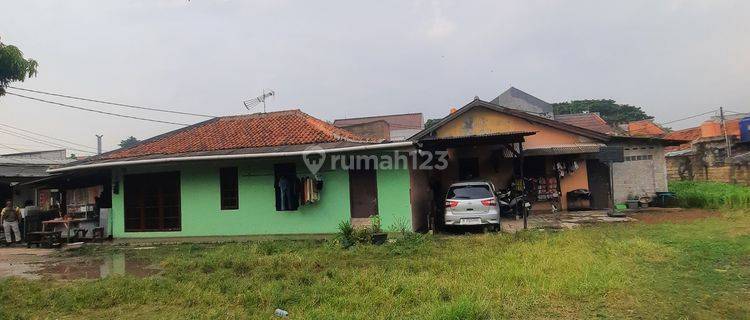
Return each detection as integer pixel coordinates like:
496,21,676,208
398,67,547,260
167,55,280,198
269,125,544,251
496,188,531,218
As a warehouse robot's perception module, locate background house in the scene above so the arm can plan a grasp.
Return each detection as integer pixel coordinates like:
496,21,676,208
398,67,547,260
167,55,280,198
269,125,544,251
491,87,554,119
0,149,71,207
333,113,424,141
665,114,750,185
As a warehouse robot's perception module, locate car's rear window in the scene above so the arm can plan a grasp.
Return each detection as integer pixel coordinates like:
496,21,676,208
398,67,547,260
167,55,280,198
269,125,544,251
447,185,492,199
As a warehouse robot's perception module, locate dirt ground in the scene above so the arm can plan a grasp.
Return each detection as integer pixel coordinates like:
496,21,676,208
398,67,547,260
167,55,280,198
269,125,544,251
629,208,718,224
0,247,55,279
0,246,159,280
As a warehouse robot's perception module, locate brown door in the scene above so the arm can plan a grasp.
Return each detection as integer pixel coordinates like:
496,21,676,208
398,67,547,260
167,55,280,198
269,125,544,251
586,160,612,209
349,167,379,219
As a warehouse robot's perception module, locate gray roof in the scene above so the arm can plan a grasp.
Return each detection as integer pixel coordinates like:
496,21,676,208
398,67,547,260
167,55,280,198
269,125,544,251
0,165,52,178
0,156,73,178
490,87,554,117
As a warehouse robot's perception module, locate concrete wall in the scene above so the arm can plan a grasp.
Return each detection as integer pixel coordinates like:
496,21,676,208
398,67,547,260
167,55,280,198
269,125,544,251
110,155,413,238
611,143,668,203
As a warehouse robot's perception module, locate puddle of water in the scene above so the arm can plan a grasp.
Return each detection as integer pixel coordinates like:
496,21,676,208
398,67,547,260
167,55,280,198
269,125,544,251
34,252,161,280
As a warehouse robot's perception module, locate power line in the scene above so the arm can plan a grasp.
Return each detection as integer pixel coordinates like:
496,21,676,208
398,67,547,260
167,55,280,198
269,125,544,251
658,109,718,126
5,92,190,126
0,128,95,154
8,86,217,118
0,121,96,150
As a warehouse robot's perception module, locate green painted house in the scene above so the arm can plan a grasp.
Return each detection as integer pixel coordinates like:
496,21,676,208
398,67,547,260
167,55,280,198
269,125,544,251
50,110,416,239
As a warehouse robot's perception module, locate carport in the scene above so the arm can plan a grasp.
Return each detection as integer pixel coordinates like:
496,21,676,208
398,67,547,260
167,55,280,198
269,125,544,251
408,131,536,232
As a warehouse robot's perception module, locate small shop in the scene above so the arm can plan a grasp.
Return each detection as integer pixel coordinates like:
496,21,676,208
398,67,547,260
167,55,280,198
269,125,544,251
522,143,607,212
19,170,111,246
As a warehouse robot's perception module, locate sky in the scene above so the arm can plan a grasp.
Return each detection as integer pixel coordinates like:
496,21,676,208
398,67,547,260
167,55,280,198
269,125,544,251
1,0,749,155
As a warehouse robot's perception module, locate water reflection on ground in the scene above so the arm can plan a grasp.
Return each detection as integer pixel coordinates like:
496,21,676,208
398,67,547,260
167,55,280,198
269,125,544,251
35,252,161,280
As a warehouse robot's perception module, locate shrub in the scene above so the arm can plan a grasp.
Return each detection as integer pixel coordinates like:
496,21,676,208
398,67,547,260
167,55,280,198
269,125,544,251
669,181,750,209
370,214,382,233
336,220,356,248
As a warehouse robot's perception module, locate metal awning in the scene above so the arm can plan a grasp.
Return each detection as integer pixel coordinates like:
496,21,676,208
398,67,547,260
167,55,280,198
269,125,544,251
523,143,605,156
417,131,536,149
665,149,694,157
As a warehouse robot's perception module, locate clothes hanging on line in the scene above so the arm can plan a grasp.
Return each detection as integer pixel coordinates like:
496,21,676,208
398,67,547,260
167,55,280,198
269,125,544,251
299,176,321,205
555,160,580,178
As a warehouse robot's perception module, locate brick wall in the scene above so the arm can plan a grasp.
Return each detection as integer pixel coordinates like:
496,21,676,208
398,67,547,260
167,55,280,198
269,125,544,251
667,155,750,186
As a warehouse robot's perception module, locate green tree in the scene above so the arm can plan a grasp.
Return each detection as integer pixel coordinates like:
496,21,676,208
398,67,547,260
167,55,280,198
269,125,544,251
553,99,651,124
424,118,442,129
0,37,38,96
119,136,140,148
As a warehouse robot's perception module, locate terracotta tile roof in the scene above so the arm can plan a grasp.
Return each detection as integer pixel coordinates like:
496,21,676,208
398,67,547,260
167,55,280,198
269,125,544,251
104,110,371,160
554,113,621,135
664,127,701,152
626,119,666,137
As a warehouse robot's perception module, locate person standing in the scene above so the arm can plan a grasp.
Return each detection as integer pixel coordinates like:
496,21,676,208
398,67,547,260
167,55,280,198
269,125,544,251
2,200,22,245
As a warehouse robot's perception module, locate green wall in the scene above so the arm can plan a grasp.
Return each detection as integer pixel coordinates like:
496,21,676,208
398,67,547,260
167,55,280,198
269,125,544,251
110,156,413,238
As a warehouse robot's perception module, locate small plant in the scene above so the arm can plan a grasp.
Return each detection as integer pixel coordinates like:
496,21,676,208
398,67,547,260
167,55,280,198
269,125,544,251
369,214,382,234
336,220,356,248
388,217,410,235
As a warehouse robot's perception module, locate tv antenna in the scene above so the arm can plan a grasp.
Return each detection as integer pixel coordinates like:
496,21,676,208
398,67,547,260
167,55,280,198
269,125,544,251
243,89,276,113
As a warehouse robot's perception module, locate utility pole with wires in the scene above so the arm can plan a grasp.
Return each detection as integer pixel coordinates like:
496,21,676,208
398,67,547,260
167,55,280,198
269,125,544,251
719,107,732,157
95,135,103,155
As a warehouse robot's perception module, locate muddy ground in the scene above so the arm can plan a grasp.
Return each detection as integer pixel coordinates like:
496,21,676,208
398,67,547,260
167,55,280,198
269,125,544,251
0,208,720,280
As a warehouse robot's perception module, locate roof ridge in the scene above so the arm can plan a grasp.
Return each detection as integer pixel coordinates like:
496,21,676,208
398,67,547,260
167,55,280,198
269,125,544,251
297,111,375,143
333,112,423,121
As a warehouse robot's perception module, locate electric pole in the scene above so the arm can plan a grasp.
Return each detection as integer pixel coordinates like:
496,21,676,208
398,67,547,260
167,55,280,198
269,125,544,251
719,107,731,157
96,135,103,155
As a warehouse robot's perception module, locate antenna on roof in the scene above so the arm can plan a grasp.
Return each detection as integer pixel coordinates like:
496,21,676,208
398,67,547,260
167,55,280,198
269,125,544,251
243,89,275,113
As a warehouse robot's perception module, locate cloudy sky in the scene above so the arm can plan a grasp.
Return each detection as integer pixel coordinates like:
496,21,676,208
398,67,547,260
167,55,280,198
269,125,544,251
1,0,748,155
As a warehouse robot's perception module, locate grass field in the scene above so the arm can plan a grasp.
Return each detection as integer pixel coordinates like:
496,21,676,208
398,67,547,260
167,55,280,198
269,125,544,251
670,180,750,209
1,209,748,319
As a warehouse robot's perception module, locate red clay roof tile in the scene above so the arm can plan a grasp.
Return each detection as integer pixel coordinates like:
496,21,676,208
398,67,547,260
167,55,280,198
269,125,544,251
104,110,370,159
664,127,701,152
554,113,620,135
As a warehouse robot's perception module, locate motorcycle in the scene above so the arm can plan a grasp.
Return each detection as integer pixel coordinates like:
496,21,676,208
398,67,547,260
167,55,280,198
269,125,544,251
496,188,532,218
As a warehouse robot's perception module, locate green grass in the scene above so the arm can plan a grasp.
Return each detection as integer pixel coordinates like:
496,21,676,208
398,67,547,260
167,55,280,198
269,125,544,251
670,181,750,209
1,211,749,319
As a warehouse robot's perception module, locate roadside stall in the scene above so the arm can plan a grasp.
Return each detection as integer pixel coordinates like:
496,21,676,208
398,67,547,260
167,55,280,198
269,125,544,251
20,170,111,247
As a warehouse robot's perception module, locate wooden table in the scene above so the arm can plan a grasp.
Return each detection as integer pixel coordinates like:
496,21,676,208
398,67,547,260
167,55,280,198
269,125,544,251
41,218,88,241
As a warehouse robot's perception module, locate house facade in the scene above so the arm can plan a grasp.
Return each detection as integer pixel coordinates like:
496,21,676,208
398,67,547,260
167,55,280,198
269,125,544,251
50,110,416,239
409,99,612,226
409,98,679,224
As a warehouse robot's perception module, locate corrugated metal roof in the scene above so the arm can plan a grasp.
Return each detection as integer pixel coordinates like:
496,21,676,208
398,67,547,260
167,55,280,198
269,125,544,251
524,143,605,156
0,165,52,178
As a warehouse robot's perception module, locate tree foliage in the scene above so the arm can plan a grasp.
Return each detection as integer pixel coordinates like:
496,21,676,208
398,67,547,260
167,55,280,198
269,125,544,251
0,37,38,96
553,99,651,124
119,136,140,148
424,118,442,129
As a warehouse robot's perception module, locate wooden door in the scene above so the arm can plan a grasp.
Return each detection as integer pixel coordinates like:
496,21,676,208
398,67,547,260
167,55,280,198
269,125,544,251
586,160,611,209
349,167,378,219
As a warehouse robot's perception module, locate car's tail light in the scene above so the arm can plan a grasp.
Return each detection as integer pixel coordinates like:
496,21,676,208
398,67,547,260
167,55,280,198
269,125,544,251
481,199,497,207
445,200,459,208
